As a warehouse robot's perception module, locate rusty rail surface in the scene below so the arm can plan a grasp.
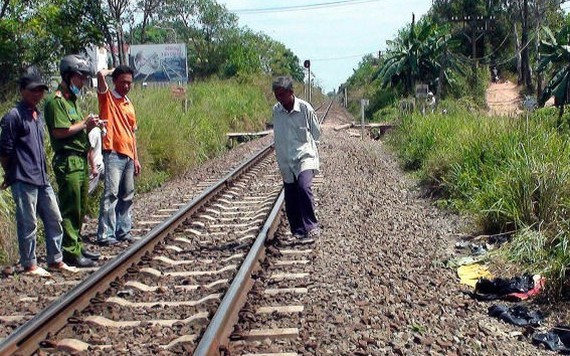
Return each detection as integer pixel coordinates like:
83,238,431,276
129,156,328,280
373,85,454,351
0,144,273,356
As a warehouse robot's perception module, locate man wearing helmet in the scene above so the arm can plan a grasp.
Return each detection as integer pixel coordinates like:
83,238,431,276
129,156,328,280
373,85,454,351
44,54,101,268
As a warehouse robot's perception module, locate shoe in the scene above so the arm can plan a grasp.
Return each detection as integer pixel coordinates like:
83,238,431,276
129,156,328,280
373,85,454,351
24,265,51,277
117,234,133,242
98,238,119,246
48,261,79,273
306,228,321,239
82,248,100,260
63,255,96,268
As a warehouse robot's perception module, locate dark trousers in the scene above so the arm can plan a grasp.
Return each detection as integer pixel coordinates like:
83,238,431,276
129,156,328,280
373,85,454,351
284,169,318,235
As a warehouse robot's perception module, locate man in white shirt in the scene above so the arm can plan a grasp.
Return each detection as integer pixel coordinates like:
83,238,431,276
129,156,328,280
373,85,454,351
271,76,321,240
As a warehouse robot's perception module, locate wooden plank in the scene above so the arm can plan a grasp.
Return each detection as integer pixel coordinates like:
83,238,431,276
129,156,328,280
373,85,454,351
256,305,304,314
226,130,272,138
243,328,299,340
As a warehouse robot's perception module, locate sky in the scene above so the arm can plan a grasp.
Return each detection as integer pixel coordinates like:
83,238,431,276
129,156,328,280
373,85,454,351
217,0,432,93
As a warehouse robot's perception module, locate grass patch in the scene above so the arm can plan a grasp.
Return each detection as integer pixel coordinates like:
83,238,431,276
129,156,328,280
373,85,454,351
386,106,570,296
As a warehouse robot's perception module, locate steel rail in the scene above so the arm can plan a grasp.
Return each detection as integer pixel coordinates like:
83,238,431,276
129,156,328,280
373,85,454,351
1,100,333,355
0,143,274,356
193,101,332,355
193,190,284,356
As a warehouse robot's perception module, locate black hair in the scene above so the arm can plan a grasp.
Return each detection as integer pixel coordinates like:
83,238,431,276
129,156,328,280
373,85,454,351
112,65,134,81
272,76,294,91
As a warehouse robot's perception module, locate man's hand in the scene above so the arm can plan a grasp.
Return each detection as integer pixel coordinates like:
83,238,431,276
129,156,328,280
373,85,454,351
85,114,98,131
134,159,141,176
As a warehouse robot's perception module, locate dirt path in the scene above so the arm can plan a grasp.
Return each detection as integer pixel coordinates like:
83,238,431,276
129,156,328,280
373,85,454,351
485,80,522,116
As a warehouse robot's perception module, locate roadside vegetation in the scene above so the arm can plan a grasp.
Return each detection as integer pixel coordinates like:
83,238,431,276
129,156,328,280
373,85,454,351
387,106,570,293
341,2,570,297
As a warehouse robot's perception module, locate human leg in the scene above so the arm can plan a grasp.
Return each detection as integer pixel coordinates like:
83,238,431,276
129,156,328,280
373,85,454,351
116,157,134,240
296,170,319,234
53,155,86,258
97,151,125,242
283,180,305,236
10,181,39,269
36,185,63,265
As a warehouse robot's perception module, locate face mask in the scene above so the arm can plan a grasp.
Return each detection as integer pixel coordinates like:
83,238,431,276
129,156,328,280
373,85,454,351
70,84,81,97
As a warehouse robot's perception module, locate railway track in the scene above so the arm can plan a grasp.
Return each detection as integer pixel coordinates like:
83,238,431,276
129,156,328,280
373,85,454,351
0,101,333,356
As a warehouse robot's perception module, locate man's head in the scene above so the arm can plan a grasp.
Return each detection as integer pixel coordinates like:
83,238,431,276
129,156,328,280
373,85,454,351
272,76,295,110
19,73,48,107
112,65,134,97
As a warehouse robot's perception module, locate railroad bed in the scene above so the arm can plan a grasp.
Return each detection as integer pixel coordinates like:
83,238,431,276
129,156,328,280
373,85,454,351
0,104,331,355
1,102,554,355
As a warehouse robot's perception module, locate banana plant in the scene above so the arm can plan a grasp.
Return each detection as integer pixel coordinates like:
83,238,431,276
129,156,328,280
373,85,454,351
537,27,570,119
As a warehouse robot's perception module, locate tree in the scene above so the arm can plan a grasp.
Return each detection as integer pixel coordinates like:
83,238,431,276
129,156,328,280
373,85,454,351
378,15,462,98
136,0,164,44
537,26,570,122
161,0,239,78
0,0,107,92
106,0,132,66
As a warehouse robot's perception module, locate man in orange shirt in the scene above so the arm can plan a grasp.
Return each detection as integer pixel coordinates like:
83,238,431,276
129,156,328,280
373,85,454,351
96,66,141,246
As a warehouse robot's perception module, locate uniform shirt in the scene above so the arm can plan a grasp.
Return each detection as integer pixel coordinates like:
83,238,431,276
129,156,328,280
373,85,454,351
272,96,321,183
44,85,89,155
0,101,50,187
98,89,137,160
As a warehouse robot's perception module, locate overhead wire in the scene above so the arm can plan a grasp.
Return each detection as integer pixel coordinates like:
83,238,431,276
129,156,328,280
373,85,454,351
227,0,380,14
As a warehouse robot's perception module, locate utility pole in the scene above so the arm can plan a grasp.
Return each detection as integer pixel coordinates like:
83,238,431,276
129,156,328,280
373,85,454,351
450,14,496,68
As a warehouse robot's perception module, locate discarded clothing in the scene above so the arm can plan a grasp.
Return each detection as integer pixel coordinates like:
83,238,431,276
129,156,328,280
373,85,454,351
488,304,544,327
457,264,493,288
532,326,570,353
506,275,545,301
446,255,486,268
474,273,535,301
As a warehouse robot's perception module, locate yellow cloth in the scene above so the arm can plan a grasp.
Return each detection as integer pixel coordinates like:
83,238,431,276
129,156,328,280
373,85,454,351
457,264,493,287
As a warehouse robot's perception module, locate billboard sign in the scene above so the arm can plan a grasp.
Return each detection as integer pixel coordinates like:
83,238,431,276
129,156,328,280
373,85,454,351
129,44,188,82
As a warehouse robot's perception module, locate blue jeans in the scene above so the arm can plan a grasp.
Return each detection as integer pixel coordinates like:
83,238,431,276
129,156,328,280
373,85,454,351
97,151,134,241
11,181,63,268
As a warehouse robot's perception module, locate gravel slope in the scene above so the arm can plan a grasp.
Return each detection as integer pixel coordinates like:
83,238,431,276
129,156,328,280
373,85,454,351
2,101,561,355
304,104,553,355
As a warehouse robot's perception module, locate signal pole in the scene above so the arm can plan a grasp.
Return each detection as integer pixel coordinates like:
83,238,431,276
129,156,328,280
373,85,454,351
304,59,312,103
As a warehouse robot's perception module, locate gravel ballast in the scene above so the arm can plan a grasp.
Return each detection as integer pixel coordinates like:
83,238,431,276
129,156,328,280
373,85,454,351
1,102,562,355
302,104,553,355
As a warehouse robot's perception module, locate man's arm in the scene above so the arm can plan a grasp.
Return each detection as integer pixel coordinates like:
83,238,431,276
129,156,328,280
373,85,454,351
45,99,96,139
0,111,16,188
307,108,321,142
97,68,114,94
133,132,141,176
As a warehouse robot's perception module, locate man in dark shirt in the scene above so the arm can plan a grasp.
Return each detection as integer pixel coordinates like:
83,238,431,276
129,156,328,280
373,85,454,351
0,72,72,276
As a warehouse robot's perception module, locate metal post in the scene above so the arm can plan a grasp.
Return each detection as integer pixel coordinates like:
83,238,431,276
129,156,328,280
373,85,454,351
361,100,365,139
303,60,311,102
360,99,368,139
308,66,313,103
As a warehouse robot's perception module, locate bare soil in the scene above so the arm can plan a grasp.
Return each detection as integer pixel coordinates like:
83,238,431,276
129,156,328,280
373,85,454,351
485,80,522,116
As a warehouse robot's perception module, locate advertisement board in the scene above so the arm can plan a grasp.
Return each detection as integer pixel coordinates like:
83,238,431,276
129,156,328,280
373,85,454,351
129,44,188,82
